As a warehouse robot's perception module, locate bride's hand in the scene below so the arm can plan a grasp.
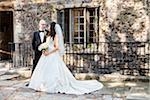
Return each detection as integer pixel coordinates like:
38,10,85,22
43,50,49,56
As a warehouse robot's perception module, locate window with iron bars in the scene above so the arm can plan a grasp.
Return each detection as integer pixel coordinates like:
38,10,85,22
57,7,99,45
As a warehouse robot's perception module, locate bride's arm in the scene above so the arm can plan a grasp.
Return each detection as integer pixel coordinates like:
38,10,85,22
44,34,59,56
50,34,59,54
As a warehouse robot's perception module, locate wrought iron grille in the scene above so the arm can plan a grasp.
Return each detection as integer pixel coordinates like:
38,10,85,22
8,42,150,76
8,42,33,68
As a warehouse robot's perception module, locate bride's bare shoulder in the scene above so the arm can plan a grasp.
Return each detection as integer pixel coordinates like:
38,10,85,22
46,36,51,39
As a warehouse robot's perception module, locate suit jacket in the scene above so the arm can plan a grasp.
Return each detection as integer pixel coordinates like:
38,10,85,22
32,31,46,56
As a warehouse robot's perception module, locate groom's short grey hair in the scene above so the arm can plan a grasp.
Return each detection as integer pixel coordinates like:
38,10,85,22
39,19,46,25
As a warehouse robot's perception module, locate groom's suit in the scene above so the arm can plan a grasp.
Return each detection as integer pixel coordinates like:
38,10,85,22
32,31,46,75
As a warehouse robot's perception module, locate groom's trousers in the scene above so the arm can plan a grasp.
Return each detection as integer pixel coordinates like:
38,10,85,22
32,51,42,75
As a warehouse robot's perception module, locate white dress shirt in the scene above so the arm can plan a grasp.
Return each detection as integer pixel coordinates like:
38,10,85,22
39,32,44,42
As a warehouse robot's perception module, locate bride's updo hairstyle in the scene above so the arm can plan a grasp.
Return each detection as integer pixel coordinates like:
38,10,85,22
47,22,56,40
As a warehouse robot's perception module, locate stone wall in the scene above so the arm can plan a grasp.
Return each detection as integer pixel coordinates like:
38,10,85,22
14,1,56,42
13,1,56,67
11,0,149,75
98,0,149,76
13,0,149,42
99,0,149,42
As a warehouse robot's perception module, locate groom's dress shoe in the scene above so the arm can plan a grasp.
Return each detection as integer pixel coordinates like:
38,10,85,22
25,83,29,86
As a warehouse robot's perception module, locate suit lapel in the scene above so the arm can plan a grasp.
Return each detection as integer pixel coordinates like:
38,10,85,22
43,35,46,43
37,32,42,44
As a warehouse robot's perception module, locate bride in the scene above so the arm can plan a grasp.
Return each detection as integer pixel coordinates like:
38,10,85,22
28,22,103,95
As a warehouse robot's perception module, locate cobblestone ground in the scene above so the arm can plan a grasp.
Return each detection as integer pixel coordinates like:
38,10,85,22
0,63,149,100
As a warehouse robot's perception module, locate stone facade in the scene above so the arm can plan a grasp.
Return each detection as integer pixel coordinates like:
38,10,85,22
0,0,149,75
14,1,54,42
12,0,149,43
100,0,149,42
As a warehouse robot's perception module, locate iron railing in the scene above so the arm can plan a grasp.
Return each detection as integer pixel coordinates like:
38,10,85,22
8,42,150,76
8,42,33,68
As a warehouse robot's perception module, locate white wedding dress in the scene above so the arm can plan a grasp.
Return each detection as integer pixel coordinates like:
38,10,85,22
29,37,103,95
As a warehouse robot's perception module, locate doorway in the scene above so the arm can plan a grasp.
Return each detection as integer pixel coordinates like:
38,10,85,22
0,11,13,60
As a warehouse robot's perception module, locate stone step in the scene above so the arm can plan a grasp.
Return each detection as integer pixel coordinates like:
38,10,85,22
0,61,11,69
15,68,31,78
0,74,20,81
126,87,150,100
74,73,149,82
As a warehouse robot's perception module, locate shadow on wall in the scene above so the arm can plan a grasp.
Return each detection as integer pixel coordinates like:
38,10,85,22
105,6,149,76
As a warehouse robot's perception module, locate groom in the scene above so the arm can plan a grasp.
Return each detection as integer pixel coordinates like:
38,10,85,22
31,19,47,75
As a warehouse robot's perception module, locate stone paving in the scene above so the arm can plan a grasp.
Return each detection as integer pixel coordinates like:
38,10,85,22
0,62,149,100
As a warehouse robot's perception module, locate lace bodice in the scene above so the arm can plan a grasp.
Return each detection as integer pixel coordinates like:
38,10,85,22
46,36,53,44
45,36,54,51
